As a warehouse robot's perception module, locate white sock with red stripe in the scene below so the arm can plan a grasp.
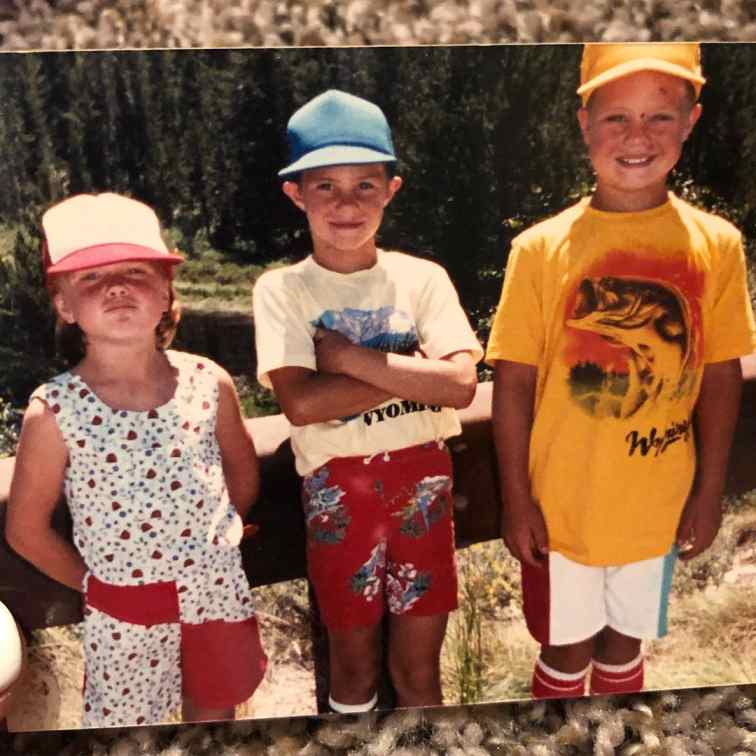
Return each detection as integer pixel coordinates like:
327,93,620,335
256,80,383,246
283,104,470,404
590,653,644,695
328,692,378,713
531,657,588,699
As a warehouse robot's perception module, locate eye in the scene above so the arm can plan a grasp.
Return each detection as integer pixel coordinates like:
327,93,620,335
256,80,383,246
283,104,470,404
358,181,376,191
315,182,333,192
80,270,100,282
605,113,627,124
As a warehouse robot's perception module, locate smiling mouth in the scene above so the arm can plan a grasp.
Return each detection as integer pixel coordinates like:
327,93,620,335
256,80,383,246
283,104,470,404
105,302,137,313
617,156,654,167
329,221,364,229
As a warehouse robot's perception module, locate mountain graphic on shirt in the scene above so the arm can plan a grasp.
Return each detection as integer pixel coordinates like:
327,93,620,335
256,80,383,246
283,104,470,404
313,306,418,354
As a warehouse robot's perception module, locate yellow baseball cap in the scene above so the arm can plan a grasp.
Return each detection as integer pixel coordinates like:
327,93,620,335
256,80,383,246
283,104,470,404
578,43,706,106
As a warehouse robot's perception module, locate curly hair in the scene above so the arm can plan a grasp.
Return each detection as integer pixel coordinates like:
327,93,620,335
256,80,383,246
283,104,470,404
48,274,182,367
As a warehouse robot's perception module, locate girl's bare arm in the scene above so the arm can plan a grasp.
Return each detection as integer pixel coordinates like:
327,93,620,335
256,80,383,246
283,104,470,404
215,369,260,520
6,401,88,592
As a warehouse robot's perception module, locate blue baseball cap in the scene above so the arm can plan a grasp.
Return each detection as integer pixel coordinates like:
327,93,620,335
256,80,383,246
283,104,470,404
279,90,397,178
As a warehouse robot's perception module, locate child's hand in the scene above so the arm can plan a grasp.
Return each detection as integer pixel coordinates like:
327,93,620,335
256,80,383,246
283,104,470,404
314,327,354,374
675,491,723,561
501,497,549,568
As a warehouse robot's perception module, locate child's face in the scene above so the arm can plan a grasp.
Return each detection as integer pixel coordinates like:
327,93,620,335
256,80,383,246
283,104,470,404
52,260,171,345
577,70,702,212
283,164,402,264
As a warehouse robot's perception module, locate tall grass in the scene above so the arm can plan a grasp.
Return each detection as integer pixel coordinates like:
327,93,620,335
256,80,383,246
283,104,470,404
445,550,486,703
442,539,523,703
646,584,756,691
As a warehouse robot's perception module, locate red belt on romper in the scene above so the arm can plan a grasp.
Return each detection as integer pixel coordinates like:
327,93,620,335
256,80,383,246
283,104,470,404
85,574,180,626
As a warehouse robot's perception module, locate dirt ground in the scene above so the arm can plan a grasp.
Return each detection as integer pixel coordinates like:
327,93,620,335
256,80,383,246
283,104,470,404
6,581,316,732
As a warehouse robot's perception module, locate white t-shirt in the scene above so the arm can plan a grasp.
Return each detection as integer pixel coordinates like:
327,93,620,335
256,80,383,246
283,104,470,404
253,251,483,475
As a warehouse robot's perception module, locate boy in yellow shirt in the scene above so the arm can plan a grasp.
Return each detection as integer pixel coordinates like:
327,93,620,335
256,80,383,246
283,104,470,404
486,44,756,697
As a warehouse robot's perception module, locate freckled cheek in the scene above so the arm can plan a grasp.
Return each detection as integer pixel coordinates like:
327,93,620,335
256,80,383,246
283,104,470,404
601,125,624,140
76,285,106,303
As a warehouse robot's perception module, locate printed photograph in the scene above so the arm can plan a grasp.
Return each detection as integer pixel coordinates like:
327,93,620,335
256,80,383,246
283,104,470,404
0,42,754,732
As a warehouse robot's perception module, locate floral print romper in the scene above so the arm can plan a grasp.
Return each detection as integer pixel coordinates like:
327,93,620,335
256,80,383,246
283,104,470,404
32,351,266,727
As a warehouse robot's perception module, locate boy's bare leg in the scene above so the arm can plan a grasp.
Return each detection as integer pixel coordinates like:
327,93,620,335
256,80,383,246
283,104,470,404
388,613,448,707
181,698,235,722
590,626,644,693
593,625,642,664
328,623,382,706
540,636,596,673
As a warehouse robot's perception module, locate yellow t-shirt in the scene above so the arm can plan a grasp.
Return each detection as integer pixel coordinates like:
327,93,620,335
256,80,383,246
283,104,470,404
486,194,756,566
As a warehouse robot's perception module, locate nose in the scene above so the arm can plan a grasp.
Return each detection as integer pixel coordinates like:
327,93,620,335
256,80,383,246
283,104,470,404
105,274,128,296
624,118,652,143
333,189,359,210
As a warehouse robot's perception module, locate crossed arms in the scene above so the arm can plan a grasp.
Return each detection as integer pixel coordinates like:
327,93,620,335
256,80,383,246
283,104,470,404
269,327,478,427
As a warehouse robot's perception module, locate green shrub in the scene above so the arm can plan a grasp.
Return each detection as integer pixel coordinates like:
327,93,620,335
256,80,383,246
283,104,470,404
0,216,60,408
0,398,21,457
233,375,280,418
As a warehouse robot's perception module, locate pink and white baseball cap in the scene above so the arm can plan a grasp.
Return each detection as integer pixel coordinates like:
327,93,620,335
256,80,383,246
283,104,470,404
42,193,183,275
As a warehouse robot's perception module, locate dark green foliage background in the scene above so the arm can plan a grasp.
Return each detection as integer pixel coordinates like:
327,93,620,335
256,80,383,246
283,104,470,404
1,44,755,417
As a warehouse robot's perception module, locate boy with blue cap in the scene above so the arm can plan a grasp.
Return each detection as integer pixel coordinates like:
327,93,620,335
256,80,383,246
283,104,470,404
253,90,483,712
487,43,756,698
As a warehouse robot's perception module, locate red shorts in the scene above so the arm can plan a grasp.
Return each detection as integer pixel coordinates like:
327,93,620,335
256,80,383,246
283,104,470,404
302,442,458,631
86,575,266,710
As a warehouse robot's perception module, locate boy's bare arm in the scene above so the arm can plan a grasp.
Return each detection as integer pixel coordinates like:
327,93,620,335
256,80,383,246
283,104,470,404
314,328,477,410
676,358,743,560
216,368,260,520
491,360,548,567
6,402,88,592
269,366,394,426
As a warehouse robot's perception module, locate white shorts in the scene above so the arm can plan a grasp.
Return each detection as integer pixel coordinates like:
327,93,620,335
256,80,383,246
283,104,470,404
521,547,677,646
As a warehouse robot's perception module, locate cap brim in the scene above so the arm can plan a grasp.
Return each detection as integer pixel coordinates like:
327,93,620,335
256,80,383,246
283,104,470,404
279,145,396,177
46,243,183,275
577,59,706,104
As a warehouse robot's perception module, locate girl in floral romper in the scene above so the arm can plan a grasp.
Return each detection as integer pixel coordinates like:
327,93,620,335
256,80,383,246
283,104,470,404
6,193,267,727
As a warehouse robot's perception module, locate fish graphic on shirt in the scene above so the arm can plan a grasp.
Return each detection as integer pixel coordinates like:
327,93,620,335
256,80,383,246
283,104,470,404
567,276,694,418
